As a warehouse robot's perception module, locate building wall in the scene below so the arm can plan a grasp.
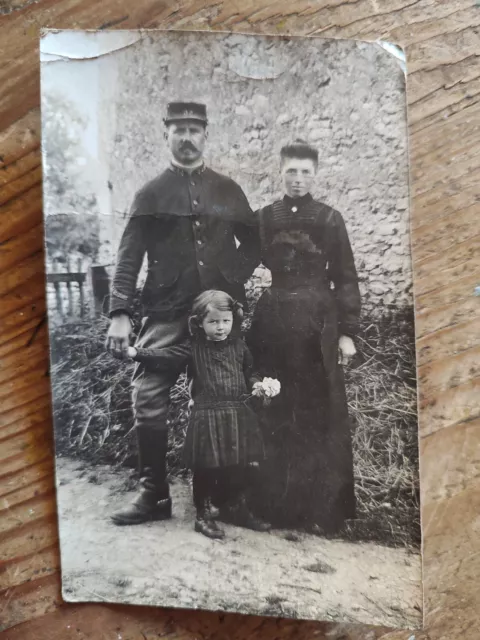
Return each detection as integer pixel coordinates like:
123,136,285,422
42,32,412,312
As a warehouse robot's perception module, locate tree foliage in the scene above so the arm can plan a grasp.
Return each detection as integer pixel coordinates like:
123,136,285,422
42,93,100,261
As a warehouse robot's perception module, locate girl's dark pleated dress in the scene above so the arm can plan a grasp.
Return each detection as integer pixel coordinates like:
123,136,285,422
183,336,265,470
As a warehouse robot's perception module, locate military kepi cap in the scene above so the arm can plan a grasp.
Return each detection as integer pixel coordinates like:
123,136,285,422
164,102,208,125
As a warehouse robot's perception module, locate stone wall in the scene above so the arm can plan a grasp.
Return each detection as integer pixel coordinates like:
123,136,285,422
107,33,412,311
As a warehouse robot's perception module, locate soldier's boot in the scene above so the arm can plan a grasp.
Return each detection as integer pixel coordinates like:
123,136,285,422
111,425,172,526
195,498,225,540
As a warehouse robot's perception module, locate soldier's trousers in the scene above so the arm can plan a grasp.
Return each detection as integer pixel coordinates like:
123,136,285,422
131,315,189,495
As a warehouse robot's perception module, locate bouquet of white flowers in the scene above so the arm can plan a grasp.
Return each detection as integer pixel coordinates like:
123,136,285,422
252,377,281,400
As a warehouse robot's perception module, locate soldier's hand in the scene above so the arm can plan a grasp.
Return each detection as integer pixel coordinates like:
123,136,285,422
106,314,132,360
338,335,356,366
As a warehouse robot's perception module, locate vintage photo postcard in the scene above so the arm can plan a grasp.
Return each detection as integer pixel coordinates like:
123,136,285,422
41,29,421,627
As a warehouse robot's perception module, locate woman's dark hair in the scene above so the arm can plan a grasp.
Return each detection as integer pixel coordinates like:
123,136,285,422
280,138,318,166
188,290,244,336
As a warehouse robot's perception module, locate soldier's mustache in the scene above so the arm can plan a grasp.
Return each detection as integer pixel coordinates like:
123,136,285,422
180,141,198,152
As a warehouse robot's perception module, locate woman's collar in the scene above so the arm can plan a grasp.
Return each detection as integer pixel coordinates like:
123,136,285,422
283,192,313,209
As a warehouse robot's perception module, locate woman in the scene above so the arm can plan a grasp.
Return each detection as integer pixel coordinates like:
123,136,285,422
247,139,361,535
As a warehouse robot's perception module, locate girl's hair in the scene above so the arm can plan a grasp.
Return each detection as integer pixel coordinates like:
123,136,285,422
280,138,318,167
188,290,244,336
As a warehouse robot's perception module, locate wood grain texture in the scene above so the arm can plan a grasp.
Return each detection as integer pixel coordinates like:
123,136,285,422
1,1,479,638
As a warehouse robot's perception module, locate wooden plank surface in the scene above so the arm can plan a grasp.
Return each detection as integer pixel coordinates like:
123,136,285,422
1,1,479,638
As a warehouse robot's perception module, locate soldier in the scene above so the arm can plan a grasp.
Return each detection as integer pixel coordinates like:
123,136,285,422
106,102,260,525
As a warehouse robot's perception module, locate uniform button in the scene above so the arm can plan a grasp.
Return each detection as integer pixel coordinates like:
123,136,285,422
291,206,298,213
198,260,204,266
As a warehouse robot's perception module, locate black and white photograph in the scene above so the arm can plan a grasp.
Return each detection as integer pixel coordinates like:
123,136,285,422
41,30,421,628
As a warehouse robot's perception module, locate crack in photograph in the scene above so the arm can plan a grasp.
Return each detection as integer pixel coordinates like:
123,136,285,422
41,29,422,628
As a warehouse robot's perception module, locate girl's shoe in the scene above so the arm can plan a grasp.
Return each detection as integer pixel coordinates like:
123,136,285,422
195,514,225,539
195,501,225,539
220,495,271,532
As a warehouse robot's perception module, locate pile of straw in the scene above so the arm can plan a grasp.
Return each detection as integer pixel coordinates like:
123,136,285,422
345,308,419,548
50,306,419,548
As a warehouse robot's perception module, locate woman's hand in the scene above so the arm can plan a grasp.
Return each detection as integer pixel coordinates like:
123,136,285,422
127,346,137,359
338,335,356,366
187,380,194,415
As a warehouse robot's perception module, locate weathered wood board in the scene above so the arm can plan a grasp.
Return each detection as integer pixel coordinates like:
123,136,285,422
1,1,479,639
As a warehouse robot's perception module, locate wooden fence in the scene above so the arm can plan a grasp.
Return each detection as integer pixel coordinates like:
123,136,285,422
47,270,86,318
46,258,113,320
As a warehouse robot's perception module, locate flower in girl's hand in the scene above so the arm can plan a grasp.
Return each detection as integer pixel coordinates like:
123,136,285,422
252,377,281,399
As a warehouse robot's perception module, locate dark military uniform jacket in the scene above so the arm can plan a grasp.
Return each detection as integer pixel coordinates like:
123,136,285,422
109,164,260,320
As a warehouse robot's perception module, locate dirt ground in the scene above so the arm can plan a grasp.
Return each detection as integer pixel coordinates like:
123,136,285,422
55,457,422,629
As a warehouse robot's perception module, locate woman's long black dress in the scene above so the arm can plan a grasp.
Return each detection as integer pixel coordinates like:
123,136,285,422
247,193,361,534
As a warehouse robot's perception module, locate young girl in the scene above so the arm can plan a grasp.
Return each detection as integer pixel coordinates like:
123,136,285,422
128,290,271,540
